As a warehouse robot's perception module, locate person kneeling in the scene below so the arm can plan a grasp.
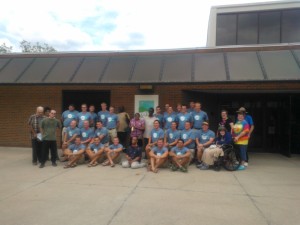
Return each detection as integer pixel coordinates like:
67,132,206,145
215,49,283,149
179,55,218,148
149,138,168,173
169,139,190,172
103,137,123,167
86,137,105,167
64,137,85,168
122,137,145,169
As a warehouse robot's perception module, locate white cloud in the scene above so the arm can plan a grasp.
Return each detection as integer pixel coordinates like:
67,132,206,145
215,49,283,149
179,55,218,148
0,0,279,52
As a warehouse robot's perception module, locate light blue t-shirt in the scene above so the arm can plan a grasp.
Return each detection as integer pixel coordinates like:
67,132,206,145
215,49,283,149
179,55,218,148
196,129,215,145
89,143,104,153
171,146,189,155
77,112,92,128
154,114,164,128
94,127,109,144
150,128,165,143
166,128,181,144
90,112,98,127
66,127,80,142
176,113,193,130
68,143,86,152
106,114,119,129
152,146,168,156
109,143,123,150
192,110,208,129
80,128,94,142
163,113,177,129
62,110,78,127
180,129,196,149
97,111,109,126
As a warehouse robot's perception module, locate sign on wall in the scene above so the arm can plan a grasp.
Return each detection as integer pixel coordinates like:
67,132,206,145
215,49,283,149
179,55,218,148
134,95,159,118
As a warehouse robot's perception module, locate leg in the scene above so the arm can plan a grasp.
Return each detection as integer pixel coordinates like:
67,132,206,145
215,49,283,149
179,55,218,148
31,139,38,164
36,140,43,163
197,146,204,162
40,141,49,167
110,152,120,165
49,141,58,163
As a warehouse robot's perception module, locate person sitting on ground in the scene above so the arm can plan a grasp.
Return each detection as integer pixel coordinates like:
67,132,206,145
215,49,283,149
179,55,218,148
102,137,123,167
195,121,215,170
122,137,145,169
86,137,105,167
64,136,86,168
148,138,169,173
169,139,191,172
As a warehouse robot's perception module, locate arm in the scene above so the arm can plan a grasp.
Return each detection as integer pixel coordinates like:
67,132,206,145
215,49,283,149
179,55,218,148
203,137,214,148
249,125,254,137
184,138,193,147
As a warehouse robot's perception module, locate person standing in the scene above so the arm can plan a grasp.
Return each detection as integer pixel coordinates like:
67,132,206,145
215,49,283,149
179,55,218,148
143,108,157,152
130,113,145,147
154,106,164,128
106,106,119,143
117,106,130,148
28,106,45,165
97,102,109,127
77,103,92,129
39,110,62,168
232,109,250,170
218,109,234,133
61,104,78,141
192,102,208,130
176,104,193,130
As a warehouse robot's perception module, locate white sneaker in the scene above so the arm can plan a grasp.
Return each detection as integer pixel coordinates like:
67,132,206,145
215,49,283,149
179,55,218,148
244,162,248,167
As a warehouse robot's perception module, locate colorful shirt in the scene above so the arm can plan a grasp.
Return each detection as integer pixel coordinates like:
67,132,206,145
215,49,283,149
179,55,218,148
232,120,250,145
192,110,208,129
130,118,145,139
61,110,78,127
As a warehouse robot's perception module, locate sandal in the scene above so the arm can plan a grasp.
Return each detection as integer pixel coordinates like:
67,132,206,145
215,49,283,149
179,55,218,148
102,160,110,166
92,162,98,167
70,164,77,168
64,164,71,169
110,163,115,167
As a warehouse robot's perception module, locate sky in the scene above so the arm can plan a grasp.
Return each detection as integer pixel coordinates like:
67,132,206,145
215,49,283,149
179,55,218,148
0,0,279,52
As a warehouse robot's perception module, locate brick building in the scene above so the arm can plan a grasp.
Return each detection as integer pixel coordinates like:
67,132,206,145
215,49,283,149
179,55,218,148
1,45,300,157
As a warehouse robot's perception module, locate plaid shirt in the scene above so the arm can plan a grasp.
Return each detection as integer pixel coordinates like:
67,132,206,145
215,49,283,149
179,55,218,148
28,114,45,139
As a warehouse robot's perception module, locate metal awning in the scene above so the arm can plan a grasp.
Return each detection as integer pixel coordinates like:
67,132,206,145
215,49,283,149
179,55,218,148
0,45,300,85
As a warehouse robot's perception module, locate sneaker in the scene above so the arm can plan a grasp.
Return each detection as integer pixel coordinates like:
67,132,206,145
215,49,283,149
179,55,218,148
244,162,248,167
52,162,57,167
196,163,203,168
199,164,209,170
171,165,178,171
238,165,246,170
32,162,38,165
179,167,188,173
39,163,45,168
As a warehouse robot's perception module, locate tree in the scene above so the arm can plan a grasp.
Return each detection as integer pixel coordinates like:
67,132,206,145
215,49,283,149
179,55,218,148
0,43,13,54
20,40,56,53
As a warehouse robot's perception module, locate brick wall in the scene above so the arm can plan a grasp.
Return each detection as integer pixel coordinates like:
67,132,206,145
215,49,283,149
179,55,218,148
0,82,299,147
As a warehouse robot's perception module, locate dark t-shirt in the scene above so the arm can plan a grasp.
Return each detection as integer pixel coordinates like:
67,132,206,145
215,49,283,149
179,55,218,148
126,145,142,162
218,118,233,132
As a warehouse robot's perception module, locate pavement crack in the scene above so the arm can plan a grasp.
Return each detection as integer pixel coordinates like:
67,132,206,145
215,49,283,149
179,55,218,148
106,173,146,225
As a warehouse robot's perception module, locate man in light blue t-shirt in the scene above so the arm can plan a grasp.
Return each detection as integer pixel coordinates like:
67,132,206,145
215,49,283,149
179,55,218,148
103,137,123,167
169,139,191,172
77,103,92,129
195,121,215,168
149,139,169,173
61,104,79,141
164,121,181,149
64,136,86,168
86,137,105,167
106,106,119,143
94,121,109,145
176,104,193,130
192,102,208,130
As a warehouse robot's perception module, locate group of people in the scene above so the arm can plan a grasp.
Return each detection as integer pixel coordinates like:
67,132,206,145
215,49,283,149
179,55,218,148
28,101,254,172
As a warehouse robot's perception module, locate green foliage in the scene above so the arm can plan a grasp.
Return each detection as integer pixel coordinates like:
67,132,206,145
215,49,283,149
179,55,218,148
0,43,13,54
20,40,56,53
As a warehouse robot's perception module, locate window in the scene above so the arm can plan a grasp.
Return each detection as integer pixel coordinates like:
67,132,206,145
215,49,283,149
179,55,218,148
259,11,281,44
282,9,300,43
237,13,258,45
216,14,237,46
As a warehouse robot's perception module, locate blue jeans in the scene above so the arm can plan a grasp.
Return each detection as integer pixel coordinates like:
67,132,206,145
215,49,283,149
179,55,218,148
237,144,247,161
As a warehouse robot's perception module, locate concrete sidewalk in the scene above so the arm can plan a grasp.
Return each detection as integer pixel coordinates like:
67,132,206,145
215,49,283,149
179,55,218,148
0,147,299,225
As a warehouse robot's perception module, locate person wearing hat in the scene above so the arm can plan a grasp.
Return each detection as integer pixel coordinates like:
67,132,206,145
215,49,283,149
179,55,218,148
236,107,254,165
195,121,216,169
232,110,250,170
